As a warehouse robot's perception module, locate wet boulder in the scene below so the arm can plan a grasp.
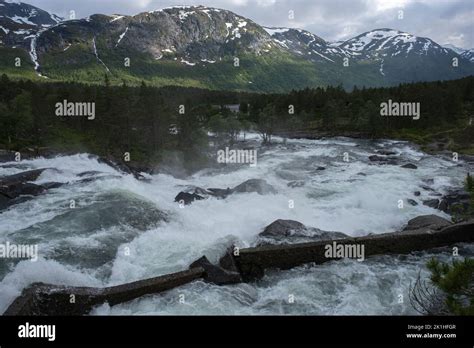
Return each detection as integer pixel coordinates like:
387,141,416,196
207,188,232,199
219,247,240,274
401,163,418,169
369,155,387,162
419,188,470,215
420,185,436,192
232,179,276,195
407,199,418,206
97,156,147,180
287,180,305,188
442,189,470,206
173,179,275,205
258,219,348,245
189,256,242,285
0,168,47,185
4,182,46,197
439,189,471,215
77,171,104,177
422,199,440,209
402,215,452,232
0,193,10,210
42,182,64,190
368,155,399,165
260,219,306,237
376,150,397,156
176,186,231,202
174,192,204,205
0,169,52,210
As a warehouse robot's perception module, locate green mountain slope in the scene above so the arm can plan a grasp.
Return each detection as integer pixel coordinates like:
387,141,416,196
0,2,472,92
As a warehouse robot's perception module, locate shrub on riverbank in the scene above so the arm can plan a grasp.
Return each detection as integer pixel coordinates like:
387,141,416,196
410,258,474,315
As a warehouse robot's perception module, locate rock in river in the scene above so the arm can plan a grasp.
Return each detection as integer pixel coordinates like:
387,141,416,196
258,219,348,245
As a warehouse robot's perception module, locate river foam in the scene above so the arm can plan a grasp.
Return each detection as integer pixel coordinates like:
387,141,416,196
0,135,471,314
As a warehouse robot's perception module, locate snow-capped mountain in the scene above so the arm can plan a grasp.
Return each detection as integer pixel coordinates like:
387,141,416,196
0,0,61,47
443,44,474,62
340,28,453,59
39,5,276,65
461,49,474,62
443,44,468,55
263,27,350,63
0,1,472,92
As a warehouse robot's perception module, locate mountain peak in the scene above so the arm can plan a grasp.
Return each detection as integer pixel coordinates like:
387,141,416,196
0,0,62,26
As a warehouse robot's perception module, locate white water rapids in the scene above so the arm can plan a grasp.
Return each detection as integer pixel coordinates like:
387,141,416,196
0,134,472,315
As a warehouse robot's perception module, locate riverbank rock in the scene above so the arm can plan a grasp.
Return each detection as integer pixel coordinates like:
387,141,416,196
0,169,53,211
439,188,471,215
0,168,46,184
257,219,348,245
97,156,147,180
189,256,242,285
0,150,17,163
420,187,471,216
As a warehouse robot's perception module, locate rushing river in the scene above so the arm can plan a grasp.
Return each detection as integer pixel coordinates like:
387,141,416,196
0,134,472,315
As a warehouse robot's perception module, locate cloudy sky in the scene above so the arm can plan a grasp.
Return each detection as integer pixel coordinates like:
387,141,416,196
25,0,474,48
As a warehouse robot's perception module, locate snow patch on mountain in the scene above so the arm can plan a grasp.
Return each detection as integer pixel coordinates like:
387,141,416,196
110,15,125,23
115,27,129,47
263,27,290,36
180,58,195,66
312,50,334,62
461,49,474,62
92,37,110,73
9,14,34,25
